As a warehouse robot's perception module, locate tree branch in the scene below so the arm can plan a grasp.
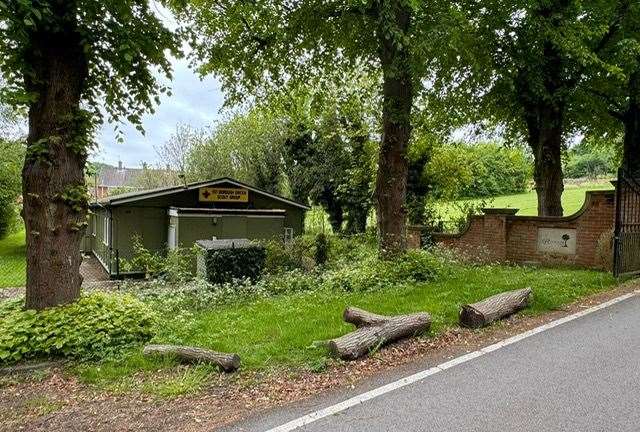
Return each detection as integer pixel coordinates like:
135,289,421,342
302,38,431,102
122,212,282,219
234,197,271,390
586,87,625,119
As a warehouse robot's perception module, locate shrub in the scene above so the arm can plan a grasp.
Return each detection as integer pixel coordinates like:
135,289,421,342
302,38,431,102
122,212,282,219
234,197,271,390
565,152,614,179
263,236,315,273
0,293,157,364
314,233,329,266
322,249,442,292
124,243,444,311
0,139,24,239
426,142,531,200
120,235,164,275
200,242,266,284
121,235,197,283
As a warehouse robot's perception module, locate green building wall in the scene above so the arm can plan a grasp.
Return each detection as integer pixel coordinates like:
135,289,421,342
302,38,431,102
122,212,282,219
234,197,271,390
88,180,306,275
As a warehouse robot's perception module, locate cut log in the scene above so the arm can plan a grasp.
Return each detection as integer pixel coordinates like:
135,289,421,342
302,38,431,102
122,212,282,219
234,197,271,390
328,309,431,360
143,344,240,372
459,288,532,329
343,307,391,327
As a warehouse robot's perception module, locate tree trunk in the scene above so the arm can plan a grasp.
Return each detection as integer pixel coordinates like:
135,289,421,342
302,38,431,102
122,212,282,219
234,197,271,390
320,188,344,233
623,71,640,177
374,0,413,257
459,288,532,328
143,344,241,372
345,207,368,234
519,33,566,217
328,307,431,360
530,118,564,217
23,2,89,310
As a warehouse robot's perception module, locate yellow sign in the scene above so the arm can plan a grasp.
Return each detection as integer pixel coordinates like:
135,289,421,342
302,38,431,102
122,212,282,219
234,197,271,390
199,187,249,202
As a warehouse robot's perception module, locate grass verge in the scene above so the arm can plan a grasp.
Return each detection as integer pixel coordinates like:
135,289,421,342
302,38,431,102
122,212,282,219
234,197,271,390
75,262,615,396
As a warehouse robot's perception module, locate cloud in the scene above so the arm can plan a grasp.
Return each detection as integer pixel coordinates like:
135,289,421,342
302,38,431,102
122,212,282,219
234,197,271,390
94,55,225,168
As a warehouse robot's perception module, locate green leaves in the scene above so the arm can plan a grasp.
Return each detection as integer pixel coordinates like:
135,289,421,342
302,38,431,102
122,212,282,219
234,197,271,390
0,0,181,130
203,244,267,285
0,292,157,364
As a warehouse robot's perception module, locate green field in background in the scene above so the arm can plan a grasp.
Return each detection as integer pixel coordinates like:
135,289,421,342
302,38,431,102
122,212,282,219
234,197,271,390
436,180,614,222
0,230,26,288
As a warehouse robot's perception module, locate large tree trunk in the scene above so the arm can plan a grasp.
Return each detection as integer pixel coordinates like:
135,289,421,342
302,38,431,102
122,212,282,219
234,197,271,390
519,22,567,217
23,2,89,310
529,111,565,217
459,288,532,328
319,188,344,233
345,207,368,234
374,0,413,257
623,71,640,177
328,307,431,360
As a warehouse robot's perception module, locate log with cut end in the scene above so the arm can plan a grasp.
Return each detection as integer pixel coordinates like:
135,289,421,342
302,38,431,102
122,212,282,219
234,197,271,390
328,309,431,360
343,307,391,327
143,344,240,372
459,288,532,329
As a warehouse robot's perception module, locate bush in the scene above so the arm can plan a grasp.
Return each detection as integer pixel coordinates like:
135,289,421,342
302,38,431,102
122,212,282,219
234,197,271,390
322,249,442,292
124,241,444,312
120,235,197,283
200,242,266,284
0,139,24,239
314,233,329,266
263,236,315,273
564,138,617,179
565,152,615,179
426,142,531,199
0,293,157,364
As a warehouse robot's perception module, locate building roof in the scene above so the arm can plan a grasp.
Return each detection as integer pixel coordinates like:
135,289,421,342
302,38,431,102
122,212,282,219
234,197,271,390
97,166,145,188
91,177,310,210
195,239,257,250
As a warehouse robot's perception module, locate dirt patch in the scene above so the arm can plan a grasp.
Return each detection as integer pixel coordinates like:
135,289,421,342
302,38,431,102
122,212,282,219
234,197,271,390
1,282,637,432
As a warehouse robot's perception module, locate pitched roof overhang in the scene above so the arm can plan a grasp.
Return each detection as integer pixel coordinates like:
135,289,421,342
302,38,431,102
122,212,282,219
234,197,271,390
89,177,310,210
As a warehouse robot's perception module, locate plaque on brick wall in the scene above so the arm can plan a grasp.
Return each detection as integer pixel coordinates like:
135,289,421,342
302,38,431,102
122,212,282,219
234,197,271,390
537,228,577,255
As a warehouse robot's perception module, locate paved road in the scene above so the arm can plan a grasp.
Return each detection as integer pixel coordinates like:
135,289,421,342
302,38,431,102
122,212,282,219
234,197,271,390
226,294,640,432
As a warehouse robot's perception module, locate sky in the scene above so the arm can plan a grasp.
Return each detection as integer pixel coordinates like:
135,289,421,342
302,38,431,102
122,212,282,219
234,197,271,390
92,56,225,169
92,3,225,169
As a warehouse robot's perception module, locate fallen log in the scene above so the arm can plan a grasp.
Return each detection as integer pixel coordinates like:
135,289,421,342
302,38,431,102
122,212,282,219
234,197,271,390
328,308,431,360
143,344,240,372
459,288,532,329
343,307,391,327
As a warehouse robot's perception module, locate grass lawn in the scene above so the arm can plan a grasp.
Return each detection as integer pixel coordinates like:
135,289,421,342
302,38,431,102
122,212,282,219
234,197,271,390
437,180,614,222
0,230,26,288
76,262,616,395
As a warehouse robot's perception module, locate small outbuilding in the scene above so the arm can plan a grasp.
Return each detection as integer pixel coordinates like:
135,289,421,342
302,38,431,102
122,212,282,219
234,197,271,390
85,177,309,277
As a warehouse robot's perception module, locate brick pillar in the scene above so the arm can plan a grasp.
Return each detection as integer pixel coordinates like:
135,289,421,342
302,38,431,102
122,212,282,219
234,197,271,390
481,208,518,262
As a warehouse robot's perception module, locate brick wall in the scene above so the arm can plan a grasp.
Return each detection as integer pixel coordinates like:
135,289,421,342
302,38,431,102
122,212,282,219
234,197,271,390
409,190,615,270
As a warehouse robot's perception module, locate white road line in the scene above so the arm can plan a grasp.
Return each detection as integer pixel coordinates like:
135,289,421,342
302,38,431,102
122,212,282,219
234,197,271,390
265,291,638,432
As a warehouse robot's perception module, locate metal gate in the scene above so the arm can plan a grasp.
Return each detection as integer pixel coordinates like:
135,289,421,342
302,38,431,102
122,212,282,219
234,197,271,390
613,168,640,277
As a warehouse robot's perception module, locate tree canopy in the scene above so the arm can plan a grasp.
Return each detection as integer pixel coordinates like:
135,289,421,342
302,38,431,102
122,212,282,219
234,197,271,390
172,0,450,255
428,0,626,215
0,0,180,309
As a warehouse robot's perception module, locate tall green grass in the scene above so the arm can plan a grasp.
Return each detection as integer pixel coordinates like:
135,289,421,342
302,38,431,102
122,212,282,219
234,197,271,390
0,230,26,288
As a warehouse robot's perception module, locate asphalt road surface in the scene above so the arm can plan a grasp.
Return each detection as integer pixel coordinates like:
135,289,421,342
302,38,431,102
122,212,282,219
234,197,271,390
225,293,640,432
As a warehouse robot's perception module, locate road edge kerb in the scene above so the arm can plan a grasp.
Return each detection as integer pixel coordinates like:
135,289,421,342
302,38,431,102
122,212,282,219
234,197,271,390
265,290,639,432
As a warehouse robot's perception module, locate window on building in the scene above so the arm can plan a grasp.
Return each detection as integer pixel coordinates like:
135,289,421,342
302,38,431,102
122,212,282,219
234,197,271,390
284,227,294,243
103,216,110,246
